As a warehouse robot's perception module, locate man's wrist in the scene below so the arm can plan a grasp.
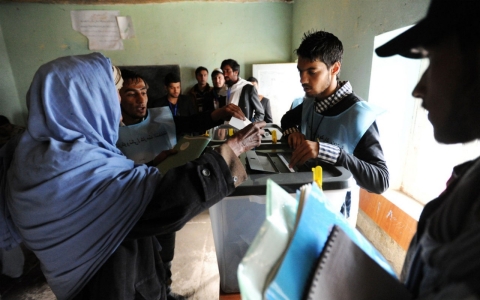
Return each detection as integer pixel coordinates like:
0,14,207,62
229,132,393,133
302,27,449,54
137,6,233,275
210,109,222,121
226,138,243,157
283,127,299,136
317,142,340,164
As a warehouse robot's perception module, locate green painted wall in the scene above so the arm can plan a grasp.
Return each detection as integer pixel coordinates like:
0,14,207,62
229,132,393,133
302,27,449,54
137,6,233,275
0,2,293,126
0,23,23,125
291,0,430,100
0,0,433,126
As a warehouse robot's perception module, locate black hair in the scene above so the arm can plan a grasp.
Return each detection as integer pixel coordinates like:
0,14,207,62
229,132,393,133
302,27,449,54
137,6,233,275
221,59,240,75
121,69,149,88
294,30,343,69
246,77,258,83
164,72,181,86
195,66,208,76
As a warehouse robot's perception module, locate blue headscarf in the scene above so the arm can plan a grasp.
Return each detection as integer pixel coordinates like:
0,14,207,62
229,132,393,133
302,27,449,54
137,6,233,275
4,53,162,299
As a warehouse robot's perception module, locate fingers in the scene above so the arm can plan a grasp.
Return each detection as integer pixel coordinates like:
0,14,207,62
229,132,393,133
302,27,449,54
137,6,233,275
288,134,299,149
225,104,246,120
287,132,305,149
252,120,267,131
166,149,178,156
240,121,265,148
289,140,318,167
153,149,178,165
225,121,266,156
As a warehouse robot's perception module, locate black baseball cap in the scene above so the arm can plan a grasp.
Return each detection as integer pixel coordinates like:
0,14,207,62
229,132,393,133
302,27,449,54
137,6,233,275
375,0,480,58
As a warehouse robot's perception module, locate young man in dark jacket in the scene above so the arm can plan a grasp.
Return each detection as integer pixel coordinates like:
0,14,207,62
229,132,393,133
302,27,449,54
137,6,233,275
281,30,389,224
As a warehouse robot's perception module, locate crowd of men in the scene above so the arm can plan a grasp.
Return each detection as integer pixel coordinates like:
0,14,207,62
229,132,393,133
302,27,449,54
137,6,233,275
140,59,271,126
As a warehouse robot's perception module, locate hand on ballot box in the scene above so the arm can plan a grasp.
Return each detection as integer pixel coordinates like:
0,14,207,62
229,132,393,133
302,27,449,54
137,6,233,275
289,139,319,168
287,131,306,150
226,121,266,157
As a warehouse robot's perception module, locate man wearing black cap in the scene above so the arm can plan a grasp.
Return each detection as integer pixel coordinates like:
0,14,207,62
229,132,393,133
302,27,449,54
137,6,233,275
376,0,480,298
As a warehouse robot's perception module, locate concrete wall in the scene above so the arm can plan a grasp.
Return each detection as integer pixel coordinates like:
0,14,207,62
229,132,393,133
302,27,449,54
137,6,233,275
0,2,293,126
291,0,430,100
0,24,23,125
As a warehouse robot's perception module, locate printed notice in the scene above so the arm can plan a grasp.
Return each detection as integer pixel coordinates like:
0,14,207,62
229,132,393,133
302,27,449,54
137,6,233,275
116,16,136,39
71,10,123,51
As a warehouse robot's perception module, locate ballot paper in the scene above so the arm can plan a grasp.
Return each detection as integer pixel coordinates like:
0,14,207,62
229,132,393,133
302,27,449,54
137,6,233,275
156,135,211,174
229,116,251,130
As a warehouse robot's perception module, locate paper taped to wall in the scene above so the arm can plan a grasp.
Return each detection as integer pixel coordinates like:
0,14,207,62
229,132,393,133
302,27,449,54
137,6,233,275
71,10,123,50
116,16,136,39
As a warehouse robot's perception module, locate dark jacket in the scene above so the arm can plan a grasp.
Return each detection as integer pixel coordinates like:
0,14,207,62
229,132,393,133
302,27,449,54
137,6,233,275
203,89,227,112
148,95,196,117
236,84,265,122
188,83,212,113
260,97,273,123
402,158,480,298
74,145,247,300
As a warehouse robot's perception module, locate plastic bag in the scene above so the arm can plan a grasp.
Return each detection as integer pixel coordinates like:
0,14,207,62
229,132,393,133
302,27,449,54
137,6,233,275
237,179,298,300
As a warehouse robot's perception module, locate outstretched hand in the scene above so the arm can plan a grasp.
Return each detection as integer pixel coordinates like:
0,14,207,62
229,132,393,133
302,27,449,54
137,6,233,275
211,104,246,121
152,149,178,166
226,121,266,157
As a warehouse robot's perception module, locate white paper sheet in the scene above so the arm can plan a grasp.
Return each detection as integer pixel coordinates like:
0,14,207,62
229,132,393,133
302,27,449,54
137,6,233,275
116,16,136,39
71,10,123,50
229,116,251,130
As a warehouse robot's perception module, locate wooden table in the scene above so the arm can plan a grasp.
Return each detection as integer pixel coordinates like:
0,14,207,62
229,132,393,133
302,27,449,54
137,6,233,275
219,290,241,300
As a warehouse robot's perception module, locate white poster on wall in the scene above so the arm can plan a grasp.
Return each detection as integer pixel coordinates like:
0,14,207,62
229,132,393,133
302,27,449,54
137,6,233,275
253,63,304,126
71,10,123,50
116,16,136,40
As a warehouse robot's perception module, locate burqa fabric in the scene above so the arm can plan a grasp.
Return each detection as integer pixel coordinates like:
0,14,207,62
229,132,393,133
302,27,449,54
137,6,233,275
4,53,162,299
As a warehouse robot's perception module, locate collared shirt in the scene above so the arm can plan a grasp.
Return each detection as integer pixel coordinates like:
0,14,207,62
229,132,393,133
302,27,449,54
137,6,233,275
314,81,352,113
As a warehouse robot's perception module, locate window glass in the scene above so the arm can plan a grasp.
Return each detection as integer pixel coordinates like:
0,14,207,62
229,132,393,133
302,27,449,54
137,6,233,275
369,26,480,204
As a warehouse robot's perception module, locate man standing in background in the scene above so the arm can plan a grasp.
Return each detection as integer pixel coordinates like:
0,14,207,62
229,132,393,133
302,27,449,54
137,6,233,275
221,59,265,122
188,66,211,113
204,68,227,111
149,72,197,117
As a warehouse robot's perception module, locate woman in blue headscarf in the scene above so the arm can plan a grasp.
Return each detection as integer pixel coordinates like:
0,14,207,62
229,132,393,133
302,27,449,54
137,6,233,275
0,53,265,299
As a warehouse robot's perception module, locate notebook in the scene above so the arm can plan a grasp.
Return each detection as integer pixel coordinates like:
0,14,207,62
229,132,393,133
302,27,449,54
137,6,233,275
156,135,211,174
305,225,412,300
264,183,400,300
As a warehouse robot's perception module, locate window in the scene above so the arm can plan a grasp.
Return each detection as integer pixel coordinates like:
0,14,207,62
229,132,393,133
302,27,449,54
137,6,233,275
368,26,480,204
